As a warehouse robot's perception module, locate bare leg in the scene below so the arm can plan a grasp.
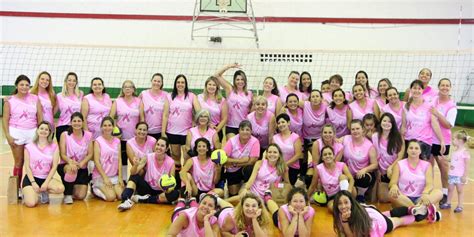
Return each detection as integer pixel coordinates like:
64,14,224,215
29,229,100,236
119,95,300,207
47,178,65,194
377,182,390,203
390,193,415,208
456,184,464,208
446,183,455,205
22,186,39,208
327,200,334,212
266,199,279,214
114,184,125,200
73,185,88,200
170,144,182,165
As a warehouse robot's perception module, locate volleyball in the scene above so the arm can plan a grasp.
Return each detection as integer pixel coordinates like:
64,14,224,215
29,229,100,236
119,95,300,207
312,191,328,206
211,149,228,165
159,174,176,191
112,126,122,137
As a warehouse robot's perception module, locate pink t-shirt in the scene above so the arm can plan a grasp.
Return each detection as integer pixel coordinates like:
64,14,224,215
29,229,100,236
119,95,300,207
372,133,398,175
167,93,195,136
197,94,225,127
349,98,375,121
144,153,174,191
223,135,260,173
189,127,217,150
265,94,280,115
126,136,156,160
343,135,374,175
226,91,253,128
317,162,345,196
303,101,327,140
365,206,388,237
84,94,112,139
7,93,39,130
38,91,54,125
57,92,83,126
191,157,216,191
449,149,470,177
140,89,169,134
273,133,301,169
279,204,315,236
279,86,303,102
381,102,405,129
313,139,343,166
397,159,430,197
326,105,349,137
25,143,58,179
247,111,273,148
287,108,304,138
174,207,217,237
115,97,141,140
250,159,282,198
407,86,438,104
92,136,120,179
62,131,93,165
431,97,457,145
404,101,433,144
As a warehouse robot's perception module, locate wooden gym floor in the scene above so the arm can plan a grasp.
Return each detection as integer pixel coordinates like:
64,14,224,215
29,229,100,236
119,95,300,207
0,119,473,236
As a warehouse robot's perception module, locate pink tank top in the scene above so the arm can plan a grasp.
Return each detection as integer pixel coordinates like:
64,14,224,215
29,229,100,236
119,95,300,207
62,131,92,165
250,159,282,198
191,157,216,191
397,159,430,197
116,97,140,140
140,89,168,134
279,204,315,235
127,136,156,160
343,135,373,175
92,136,120,179
38,92,54,125
57,92,83,126
449,149,470,177
273,133,301,169
365,207,387,237
7,93,39,130
432,97,456,145
287,108,303,138
371,133,397,175
247,111,273,148
144,153,174,191
190,127,217,150
226,91,253,128
326,105,349,137
316,162,345,196
197,94,225,127
314,139,343,166
279,86,303,102
382,102,405,129
175,207,217,237
407,86,438,104
374,96,386,110
84,94,112,139
26,143,57,179
223,135,260,173
404,101,433,144
367,89,378,99
265,94,280,115
349,98,375,120
167,93,195,136
217,207,238,234
322,92,332,103
303,101,327,140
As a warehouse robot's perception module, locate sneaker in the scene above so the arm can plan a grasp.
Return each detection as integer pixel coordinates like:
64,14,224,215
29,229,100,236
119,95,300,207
40,192,49,204
427,203,438,223
63,195,74,204
264,190,272,198
454,207,463,213
439,203,451,210
131,194,150,203
409,203,428,216
434,211,442,222
18,189,23,200
187,197,198,208
117,199,134,211
439,194,448,205
356,195,366,203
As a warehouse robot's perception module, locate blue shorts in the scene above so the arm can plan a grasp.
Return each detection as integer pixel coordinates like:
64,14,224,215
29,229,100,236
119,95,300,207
448,175,464,185
407,196,420,204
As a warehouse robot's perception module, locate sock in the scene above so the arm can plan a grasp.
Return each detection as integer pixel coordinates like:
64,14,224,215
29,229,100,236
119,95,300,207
383,211,391,217
122,167,128,181
442,188,448,195
264,194,272,203
121,188,134,201
339,180,349,191
13,167,21,177
92,187,107,200
356,187,368,196
401,215,415,225
390,206,409,217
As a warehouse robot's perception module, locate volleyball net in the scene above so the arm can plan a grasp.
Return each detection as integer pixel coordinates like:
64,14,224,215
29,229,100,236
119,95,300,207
1,42,473,104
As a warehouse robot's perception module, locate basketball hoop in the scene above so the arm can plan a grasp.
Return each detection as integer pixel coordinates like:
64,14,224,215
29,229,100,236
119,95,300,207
217,0,230,13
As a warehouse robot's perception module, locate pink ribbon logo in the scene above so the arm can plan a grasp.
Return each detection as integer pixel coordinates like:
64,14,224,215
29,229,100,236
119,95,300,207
33,160,43,170
308,123,318,129
232,102,241,110
121,114,131,123
171,108,180,116
71,152,79,162
150,178,158,188
104,155,113,165
19,110,28,119
145,106,154,115
96,113,104,121
404,181,416,193
65,106,74,115
327,183,338,190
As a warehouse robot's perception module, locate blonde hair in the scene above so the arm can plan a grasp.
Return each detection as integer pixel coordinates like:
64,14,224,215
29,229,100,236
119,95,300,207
204,76,223,103
61,72,82,99
455,130,469,143
267,143,287,176
32,121,54,144
119,80,137,97
253,95,268,107
30,71,56,108
234,193,270,231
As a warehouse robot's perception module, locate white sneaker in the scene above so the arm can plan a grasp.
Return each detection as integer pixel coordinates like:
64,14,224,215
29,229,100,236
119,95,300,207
117,199,134,211
40,192,49,204
131,194,150,203
63,195,74,204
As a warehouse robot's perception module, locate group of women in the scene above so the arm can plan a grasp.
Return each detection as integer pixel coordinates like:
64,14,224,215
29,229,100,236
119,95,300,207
3,65,468,236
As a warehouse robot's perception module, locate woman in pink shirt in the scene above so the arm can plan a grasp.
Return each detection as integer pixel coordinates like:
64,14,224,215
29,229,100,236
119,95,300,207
55,72,83,142
280,71,303,102
403,68,438,104
280,93,303,138
298,71,312,101
247,96,276,155
3,75,43,184
118,137,179,211
58,112,93,204
139,73,169,140
347,83,380,123
323,74,346,103
215,63,253,140
381,87,405,129
374,78,392,109
389,140,443,208
259,76,282,115
81,77,112,139
355,70,378,98
22,121,64,207
311,124,344,165
125,122,156,175
185,110,220,160
30,71,56,129
326,88,350,137
197,76,228,142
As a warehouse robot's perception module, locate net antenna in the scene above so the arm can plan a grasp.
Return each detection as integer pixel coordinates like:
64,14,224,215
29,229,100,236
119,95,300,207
191,0,259,48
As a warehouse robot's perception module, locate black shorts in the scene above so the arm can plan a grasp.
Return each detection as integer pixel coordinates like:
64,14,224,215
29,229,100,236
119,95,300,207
129,174,161,196
272,210,279,227
148,133,162,141
380,174,390,183
431,144,450,156
225,168,244,186
57,164,90,185
303,138,316,152
55,125,70,143
225,126,239,136
166,133,186,145
120,140,128,165
22,176,46,188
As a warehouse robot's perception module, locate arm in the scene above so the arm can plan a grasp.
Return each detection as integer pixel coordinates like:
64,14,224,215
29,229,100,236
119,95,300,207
243,161,262,192
43,148,61,190
286,138,303,166
268,115,276,146
126,143,138,166
179,159,194,196
356,147,378,178
166,213,188,237
216,101,228,133
59,132,79,172
462,155,470,183
117,142,123,183
419,163,434,205
311,142,320,165
213,164,222,184
387,141,405,178
129,154,147,175
341,222,355,237
276,99,283,116
342,164,355,192
161,99,170,137
374,102,381,119
214,64,239,96
81,99,89,131
297,208,312,237
280,208,298,237
184,131,192,156
346,108,352,130
139,101,145,122
335,148,344,162
432,107,456,129
388,163,401,198
2,101,15,146
109,100,117,118
307,166,320,197
252,214,267,237
24,148,39,192
79,140,94,169
212,133,221,150
400,109,407,137
93,141,111,184
192,95,201,113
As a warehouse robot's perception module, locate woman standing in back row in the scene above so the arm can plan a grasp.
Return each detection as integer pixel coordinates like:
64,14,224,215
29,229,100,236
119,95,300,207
55,72,83,142
139,73,169,140
81,77,112,139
